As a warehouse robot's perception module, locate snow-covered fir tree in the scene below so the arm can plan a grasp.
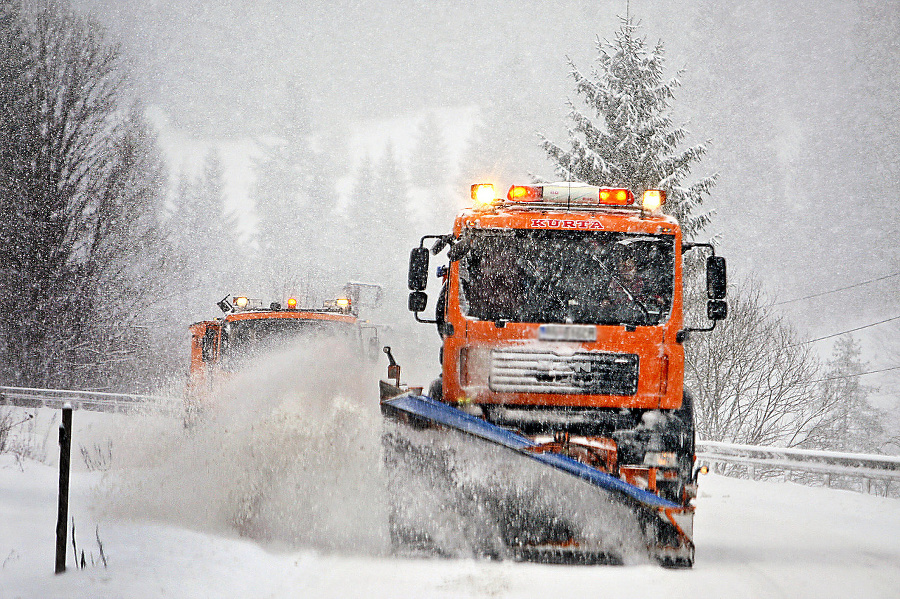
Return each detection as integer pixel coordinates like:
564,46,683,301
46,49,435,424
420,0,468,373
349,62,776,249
0,0,171,389
370,143,414,310
250,104,342,299
168,150,244,315
541,16,715,238
806,335,885,453
409,112,459,229
409,113,449,189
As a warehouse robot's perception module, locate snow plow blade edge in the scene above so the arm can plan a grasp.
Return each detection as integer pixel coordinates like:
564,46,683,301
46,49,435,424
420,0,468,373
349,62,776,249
381,392,694,566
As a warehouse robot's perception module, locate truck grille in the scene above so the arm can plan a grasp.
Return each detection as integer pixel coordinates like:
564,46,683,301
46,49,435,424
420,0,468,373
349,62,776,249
489,349,639,396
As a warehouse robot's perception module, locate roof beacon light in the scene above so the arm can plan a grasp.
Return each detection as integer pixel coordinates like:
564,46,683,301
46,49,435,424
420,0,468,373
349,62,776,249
597,188,634,206
641,189,666,211
471,183,496,209
234,296,250,310
287,297,298,310
507,185,543,202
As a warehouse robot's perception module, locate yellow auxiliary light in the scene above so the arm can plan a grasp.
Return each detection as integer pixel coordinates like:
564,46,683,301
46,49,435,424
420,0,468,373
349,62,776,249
287,297,298,310
470,183,496,208
234,296,250,309
336,298,350,308
641,189,666,211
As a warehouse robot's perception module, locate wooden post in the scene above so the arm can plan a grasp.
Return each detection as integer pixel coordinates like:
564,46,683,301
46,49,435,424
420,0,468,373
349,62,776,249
55,405,72,574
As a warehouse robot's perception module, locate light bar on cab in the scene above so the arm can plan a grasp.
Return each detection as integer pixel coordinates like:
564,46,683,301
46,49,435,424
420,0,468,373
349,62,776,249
506,183,635,207
473,181,655,211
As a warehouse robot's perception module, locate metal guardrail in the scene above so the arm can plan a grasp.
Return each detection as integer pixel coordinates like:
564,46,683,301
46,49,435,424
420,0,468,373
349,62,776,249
696,440,900,496
3,388,897,495
0,386,180,416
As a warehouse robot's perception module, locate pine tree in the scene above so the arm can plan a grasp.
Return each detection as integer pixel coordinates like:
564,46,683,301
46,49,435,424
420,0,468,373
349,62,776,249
344,154,378,282
0,1,171,389
409,112,459,228
409,113,449,189
167,150,244,318
541,16,715,238
807,335,885,453
250,105,341,299
368,143,413,310
84,111,174,389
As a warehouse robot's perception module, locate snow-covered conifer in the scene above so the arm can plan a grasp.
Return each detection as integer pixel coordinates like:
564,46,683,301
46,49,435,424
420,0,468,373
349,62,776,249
167,150,245,310
409,113,449,190
0,1,171,389
808,335,885,453
541,16,715,238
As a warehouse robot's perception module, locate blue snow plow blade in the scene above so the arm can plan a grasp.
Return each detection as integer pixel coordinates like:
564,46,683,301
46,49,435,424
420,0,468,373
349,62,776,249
382,393,679,510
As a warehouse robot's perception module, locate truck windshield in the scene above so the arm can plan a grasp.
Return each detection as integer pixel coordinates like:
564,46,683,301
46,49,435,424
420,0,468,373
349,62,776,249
458,229,675,326
219,318,357,371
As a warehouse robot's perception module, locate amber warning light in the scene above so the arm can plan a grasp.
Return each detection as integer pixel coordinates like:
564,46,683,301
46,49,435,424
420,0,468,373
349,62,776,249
598,188,633,205
471,183,496,208
507,185,543,202
641,189,666,211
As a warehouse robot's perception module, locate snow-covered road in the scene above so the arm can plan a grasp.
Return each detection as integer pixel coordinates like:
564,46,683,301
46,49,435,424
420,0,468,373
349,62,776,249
3,452,899,599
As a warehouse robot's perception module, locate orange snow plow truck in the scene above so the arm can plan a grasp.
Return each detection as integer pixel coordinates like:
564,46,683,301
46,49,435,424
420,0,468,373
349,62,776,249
189,284,380,410
380,182,727,567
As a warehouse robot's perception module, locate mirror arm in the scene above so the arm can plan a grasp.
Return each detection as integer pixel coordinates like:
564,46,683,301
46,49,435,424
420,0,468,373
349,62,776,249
682,241,715,256
681,320,717,335
413,312,438,324
419,234,449,251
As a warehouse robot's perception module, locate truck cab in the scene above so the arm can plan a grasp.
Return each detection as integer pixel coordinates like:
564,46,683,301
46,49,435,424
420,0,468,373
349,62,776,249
188,292,379,410
405,182,727,502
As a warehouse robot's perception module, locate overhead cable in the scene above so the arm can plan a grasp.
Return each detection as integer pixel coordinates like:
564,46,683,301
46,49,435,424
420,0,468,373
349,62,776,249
773,272,900,306
790,314,900,346
809,364,900,384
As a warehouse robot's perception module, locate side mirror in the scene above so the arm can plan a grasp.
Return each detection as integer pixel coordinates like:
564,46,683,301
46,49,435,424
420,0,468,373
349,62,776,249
707,300,728,321
707,256,727,299
408,247,429,291
408,291,428,312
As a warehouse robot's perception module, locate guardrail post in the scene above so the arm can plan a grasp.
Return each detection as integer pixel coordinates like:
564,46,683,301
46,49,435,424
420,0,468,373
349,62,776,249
865,477,872,495
55,405,72,574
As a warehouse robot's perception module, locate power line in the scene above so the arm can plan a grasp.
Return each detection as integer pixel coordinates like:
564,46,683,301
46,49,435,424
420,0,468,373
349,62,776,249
809,365,900,384
773,271,900,306
791,314,900,346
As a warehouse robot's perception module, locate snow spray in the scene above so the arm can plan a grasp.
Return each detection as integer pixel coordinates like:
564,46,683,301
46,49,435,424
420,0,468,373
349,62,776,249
97,337,390,556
